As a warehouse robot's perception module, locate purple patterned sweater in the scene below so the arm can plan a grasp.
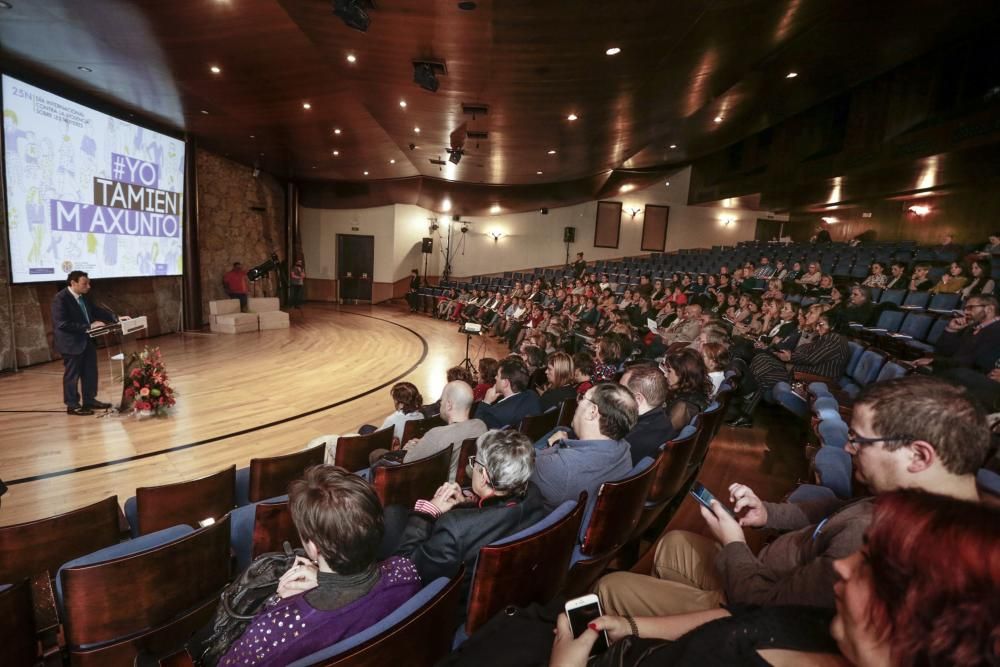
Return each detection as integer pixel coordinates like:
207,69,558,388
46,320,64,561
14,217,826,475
220,556,421,666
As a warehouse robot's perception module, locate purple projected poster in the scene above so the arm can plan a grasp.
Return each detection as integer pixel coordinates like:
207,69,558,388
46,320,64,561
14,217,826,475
2,75,185,283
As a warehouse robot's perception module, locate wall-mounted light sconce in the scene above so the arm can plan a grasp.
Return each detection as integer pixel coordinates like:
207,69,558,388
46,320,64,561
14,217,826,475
489,230,503,243
720,216,736,227
627,207,642,219
907,204,931,217
821,216,839,224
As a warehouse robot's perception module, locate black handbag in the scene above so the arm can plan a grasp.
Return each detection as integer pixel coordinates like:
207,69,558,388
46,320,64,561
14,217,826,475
199,542,305,666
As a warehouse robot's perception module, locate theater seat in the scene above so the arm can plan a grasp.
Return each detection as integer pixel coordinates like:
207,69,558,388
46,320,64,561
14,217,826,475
229,495,290,571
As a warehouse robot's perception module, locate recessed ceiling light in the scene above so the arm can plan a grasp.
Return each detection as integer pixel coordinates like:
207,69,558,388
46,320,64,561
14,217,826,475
399,100,407,108
302,102,312,110
490,204,501,214
414,126,421,133
665,181,670,187
334,128,342,134
389,159,396,164
668,144,677,149
536,170,543,175
363,170,369,176
785,71,798,79
605,47,621,56
346,54,357,63
332,150,339,156
619,184,635,193
77,66,93,73
200,109,209,114
311,166,316,169
259,152,264,156
250,134,255,139
714,115,723,123
567,113,578,121
210,65,221,74
547,149,557,155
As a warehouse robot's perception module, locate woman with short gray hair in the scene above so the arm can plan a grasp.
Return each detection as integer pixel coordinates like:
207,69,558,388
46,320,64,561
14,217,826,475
379,429,545,600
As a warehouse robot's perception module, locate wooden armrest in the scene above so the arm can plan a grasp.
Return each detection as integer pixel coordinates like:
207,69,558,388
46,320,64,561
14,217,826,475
159,649,196,667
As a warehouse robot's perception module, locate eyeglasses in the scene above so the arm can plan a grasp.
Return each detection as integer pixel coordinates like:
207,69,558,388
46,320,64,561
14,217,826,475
466,455,492,486
846,429,914,449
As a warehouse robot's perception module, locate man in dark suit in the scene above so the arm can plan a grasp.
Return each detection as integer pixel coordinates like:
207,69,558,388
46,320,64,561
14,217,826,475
474,357,542,429
52,271,116,415
406,269,421,312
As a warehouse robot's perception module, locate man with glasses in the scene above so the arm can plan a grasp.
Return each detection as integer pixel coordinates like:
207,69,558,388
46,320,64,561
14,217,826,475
595,375,988,618
531,382,636,512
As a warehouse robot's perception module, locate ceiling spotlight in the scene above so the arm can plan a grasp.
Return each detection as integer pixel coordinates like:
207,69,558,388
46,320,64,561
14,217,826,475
210,65,221,74
363,170,369,175
332,0,373,32
399,100,407,108
665,181,670,187
714,115,723,123
547,149,557,155
446,147,463,164
332,150,339,156
567,113,578,121
605,47,621,56
200,109,209,114
334,128,342,134
536,170,543,175
303,102,312,110
413,60,446,93
250,134,255,139
908,204,931,216
346,53,357,63
785,71,798,79
490,204,501,214
389,159,396,164
668,144,677,149
619,184,635,193
77,66,93,73
442,198,452,212
821,216,839,224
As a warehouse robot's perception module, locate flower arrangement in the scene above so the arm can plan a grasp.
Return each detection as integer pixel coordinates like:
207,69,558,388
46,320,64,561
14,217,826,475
123,346,176,417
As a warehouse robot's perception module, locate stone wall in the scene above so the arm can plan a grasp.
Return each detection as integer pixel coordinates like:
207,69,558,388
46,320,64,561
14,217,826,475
0,148,285,370
197,151,286,322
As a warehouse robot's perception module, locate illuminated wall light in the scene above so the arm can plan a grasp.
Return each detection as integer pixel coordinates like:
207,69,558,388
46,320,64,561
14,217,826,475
908,205,931,217
720,217,737,227
490,230,504,243
627,207,642,219
619,183,635,193
441,198,452,212
821,216,839,224
490,204,502,214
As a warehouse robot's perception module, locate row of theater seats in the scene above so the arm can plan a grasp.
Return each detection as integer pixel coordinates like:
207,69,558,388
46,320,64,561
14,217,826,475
0,388,735,667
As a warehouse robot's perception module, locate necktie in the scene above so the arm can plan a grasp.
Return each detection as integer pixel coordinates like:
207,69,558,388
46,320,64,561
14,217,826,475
77,296,90,324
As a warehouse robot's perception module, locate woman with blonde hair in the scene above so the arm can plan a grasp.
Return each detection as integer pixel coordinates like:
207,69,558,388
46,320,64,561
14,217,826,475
539,351,576,412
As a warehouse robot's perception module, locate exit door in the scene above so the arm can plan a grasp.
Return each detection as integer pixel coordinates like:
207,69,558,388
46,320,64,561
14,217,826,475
337,234,374,303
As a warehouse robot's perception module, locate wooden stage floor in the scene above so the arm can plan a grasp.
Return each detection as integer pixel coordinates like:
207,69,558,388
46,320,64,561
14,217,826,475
0,303,805,531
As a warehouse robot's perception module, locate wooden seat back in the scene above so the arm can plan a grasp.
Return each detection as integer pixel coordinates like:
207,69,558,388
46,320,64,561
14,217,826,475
517,409,559,442
687,401,726,473
556,397,577,427
564,461,658,597
61,516,231,666
465,494,585,636
372,446,452,508
135,466,236,536
0,579,38,667
0,496,121,582
400,415,446,446
249,445,326,503
335,427,394,472
251,501,301,560
454,437,478,487
630,424,702,544
316,566,465,666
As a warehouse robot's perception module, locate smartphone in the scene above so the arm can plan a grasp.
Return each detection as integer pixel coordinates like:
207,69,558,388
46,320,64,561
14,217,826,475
564,594,610,655
689,482,737,518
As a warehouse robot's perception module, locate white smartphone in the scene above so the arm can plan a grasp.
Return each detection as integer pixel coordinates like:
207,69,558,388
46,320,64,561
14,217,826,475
564,594,611,655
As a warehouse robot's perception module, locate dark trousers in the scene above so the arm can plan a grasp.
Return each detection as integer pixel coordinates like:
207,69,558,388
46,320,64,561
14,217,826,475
63,342,99,407
289,283,304,308
225,290,248,310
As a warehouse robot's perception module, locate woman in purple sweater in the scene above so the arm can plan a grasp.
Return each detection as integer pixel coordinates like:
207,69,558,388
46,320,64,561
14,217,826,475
220,466,421,666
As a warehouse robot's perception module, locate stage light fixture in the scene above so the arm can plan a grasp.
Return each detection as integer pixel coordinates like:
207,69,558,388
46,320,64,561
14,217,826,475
447,147,464,164
332,0,374,32
413,61,445,93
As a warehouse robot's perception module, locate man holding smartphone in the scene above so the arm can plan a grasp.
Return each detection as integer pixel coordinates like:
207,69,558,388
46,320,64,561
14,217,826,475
594,376,989,618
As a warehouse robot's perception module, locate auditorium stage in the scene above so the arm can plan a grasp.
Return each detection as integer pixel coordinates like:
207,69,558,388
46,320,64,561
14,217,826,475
0,304,509,526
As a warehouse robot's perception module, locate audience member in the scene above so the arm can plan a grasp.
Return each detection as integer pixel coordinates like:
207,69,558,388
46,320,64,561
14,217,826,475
539,351,578,412
572,350,596,396
474,357,543,429
595,375,989,617
860,262,887,289
915,295,1000,377
883,261,908,290
383,430,543,597
908,263,933,291
660,348,712,436
219,466,420,666
843,285,875,326
620,364,673,465
929,261,969,294
473,357,499,402
961,259,995,298
700,342,730,397
532,382,636,511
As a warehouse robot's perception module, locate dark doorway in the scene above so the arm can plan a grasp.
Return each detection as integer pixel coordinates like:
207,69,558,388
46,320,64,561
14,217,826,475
754,219,783,242
337,234,374,303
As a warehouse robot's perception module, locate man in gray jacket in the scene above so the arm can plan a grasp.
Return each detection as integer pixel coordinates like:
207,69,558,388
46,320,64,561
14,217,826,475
596,376,989,616
531,382,637,512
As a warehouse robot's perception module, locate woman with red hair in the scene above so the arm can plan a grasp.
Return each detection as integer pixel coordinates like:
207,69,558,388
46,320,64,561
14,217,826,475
549,490,1000,666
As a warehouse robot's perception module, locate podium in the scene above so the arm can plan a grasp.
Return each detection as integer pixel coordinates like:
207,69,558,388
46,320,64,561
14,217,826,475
89,316,149,409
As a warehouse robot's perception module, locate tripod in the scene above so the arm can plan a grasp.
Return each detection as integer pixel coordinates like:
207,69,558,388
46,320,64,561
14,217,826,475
457,331,477,374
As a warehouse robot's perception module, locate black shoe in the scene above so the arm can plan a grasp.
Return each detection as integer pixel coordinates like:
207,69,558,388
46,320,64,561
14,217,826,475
67,406,95,416
726,416,754,428
85,400,112,410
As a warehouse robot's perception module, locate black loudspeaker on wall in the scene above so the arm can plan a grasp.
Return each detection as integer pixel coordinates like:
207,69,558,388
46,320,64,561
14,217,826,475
563,227,576,243
421,237,434,254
